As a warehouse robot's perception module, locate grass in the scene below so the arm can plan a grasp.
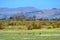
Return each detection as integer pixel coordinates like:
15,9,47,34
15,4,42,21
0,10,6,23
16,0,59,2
0,29,60,40
1,28,60,34
0,35,60,40
0,33,60,40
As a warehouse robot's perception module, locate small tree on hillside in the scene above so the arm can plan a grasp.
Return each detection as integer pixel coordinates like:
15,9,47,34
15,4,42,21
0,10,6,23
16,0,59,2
33,15,36,21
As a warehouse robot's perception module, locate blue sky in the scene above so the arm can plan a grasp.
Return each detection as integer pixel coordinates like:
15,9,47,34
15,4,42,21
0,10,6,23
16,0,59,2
0,0,60,9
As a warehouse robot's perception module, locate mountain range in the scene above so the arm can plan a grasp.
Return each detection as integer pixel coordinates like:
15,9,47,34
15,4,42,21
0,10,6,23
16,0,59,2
0,7,60,19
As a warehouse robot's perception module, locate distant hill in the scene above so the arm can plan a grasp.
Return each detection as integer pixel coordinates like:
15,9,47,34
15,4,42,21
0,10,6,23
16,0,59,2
0,7,60,19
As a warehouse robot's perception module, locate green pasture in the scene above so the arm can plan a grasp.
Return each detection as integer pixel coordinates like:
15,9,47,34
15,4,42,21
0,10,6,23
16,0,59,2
0,29,60,40
1,28,60,34
0,35,60,40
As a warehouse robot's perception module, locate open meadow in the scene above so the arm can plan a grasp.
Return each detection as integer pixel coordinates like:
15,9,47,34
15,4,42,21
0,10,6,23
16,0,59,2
0,29,60,40
0,20,60,40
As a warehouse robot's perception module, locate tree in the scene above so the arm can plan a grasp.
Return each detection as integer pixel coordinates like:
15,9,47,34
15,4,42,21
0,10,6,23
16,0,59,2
33,15,36,21
0,22,4,29
15,12,26,21
9,16,14,20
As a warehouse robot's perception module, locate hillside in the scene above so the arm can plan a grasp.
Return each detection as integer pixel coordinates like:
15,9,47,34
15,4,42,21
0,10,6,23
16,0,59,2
0,7,60,19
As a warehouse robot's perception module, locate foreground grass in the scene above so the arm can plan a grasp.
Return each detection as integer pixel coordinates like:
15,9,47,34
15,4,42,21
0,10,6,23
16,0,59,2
0,35,60,40
0,29,60,40
0,28,60,34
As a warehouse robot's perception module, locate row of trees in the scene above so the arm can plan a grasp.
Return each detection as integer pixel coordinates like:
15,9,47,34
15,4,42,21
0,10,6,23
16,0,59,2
9,14,36,21
0,14,60,21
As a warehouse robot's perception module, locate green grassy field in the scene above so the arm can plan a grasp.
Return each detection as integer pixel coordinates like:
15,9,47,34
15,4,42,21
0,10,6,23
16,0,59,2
0,29,60,40
1,28,60,34
0,35,60,40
